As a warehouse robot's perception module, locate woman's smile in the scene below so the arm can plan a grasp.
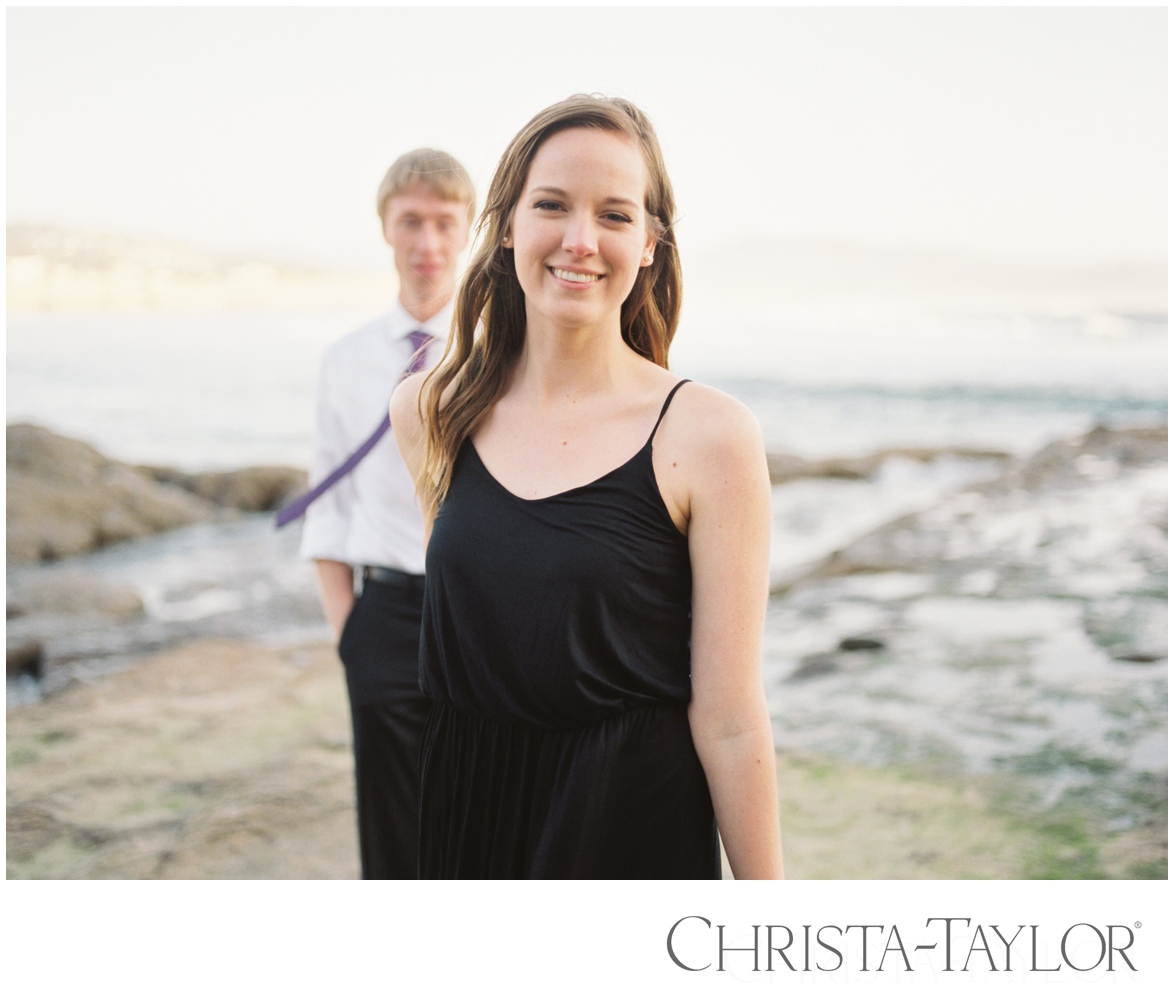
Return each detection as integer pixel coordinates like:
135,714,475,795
548,265,604,286
510,127,655,331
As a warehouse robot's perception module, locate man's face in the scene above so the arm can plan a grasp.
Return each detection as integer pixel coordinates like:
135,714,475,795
382,184,471,302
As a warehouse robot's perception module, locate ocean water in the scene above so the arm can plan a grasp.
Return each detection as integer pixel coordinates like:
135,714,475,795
6,309,1168,817
763,457,1167,817
6,308,1166,469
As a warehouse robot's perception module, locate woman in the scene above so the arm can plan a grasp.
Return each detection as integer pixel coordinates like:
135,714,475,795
391,94,783,879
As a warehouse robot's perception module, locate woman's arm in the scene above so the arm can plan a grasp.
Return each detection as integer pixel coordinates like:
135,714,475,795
389,371,428,486
672,387,783,879
390,370,437,545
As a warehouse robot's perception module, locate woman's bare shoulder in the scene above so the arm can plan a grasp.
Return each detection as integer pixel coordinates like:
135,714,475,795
667,381,764,460
651,380,767,515
390,371,428,446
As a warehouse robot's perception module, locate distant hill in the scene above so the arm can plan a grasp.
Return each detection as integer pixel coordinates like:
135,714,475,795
6,225,393,312
681,240,1167,318
9,225,1165,319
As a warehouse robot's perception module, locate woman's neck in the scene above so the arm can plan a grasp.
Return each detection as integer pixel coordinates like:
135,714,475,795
511,316,638,404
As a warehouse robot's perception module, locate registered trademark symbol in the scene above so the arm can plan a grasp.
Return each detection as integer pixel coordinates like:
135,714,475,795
1134,922,1142,929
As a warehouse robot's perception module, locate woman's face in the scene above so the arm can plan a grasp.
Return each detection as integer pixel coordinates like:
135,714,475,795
507,127,656,335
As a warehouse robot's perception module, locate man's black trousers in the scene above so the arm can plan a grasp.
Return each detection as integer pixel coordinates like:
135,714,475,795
337,574,430,880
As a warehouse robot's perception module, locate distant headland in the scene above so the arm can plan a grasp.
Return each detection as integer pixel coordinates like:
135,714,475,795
8,224,1165,317
6,225,393,312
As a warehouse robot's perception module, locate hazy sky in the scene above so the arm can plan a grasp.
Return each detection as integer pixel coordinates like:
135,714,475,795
6,6,1167,270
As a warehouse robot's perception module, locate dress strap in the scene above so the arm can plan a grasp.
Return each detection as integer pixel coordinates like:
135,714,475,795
647,379,692,445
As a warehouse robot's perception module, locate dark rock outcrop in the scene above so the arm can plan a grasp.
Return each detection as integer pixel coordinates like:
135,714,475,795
767,446,1010,485
7,638,44,678
6,424,308,564
7,425,215,564
1017,424,1167,492
139,465,306,512
803,423,1167,585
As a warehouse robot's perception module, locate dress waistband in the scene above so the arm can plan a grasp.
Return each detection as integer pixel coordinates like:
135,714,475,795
426,695,685,733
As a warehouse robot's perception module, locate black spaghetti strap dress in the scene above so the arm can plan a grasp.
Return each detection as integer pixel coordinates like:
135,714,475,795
416,380,720,879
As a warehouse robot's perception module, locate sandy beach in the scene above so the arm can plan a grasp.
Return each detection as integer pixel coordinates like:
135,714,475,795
7,639,357,880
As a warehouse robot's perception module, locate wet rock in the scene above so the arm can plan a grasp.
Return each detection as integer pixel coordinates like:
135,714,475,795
7,422,109,483
839,636,886,651
141,465,306,512
7,638,45,678
6,424,307,564
789,654,840,681
767,447,1010,485
1018,423,1167,492
7,424,214,564
1084,597,1167,663
8,574,144,620
768,452,868,483
806,423,1167,585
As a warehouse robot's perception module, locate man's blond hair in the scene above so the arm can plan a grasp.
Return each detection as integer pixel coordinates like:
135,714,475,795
376,148,476,225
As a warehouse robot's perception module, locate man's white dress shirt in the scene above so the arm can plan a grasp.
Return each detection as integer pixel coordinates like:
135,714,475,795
299,300,450,573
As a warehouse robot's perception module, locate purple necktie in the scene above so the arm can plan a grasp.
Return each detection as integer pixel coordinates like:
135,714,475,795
276,328,433,527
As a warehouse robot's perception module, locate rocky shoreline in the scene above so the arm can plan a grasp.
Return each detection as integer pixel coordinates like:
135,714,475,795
767,445,1011,485
6,420,1166,879
7,423,306,566
799,423,1166,591
2,423,1017,694
8,634,1161,880
7,421,1166,692
7,635,1163,879
7,424,310,686
760,420,1166,881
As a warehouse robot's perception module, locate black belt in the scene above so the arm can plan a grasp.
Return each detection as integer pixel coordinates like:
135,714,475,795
362,566,426,594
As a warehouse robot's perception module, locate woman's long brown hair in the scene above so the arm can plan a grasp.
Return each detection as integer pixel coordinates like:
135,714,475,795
418,95,683,519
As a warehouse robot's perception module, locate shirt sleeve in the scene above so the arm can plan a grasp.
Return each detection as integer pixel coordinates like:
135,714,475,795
298,348,354,562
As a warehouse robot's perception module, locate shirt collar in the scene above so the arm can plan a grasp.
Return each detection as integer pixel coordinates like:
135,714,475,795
389,299,454,341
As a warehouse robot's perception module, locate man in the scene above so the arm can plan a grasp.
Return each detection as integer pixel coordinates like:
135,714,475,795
298,149,474,878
